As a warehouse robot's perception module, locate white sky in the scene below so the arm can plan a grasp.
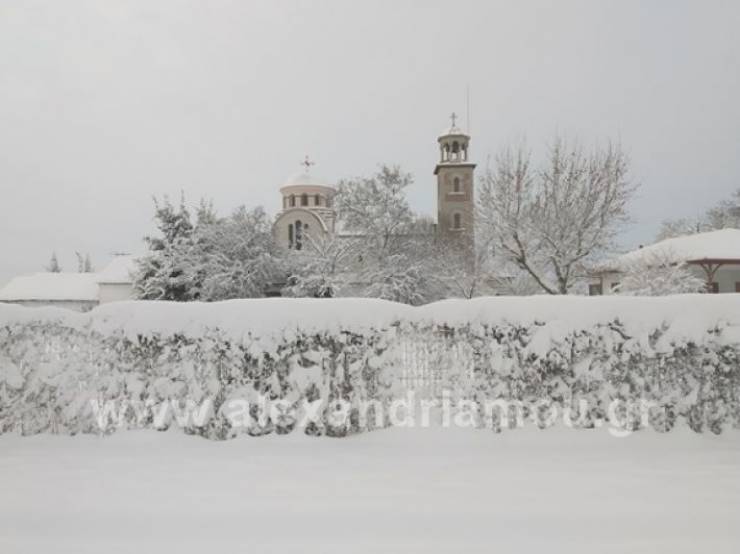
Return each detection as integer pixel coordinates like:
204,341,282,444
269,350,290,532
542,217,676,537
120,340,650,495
1,0,739,285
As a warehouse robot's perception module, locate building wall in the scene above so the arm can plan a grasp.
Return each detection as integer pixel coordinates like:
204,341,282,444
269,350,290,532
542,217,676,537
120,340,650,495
273,209,331,250
98,283,134,304
436,166,475,262
714,266,740,292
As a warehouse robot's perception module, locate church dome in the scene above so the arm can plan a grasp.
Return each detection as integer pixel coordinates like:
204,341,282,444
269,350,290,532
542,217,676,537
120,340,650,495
438,124,469,139
283,171,327,187
278,156,336,217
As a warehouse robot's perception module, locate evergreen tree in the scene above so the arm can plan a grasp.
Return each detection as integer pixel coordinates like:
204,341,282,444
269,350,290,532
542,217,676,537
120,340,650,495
75,251,93,273
46,252,61,273
133,194,196,301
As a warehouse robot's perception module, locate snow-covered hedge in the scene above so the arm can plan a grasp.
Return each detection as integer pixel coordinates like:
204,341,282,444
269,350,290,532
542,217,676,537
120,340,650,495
1,296,739,437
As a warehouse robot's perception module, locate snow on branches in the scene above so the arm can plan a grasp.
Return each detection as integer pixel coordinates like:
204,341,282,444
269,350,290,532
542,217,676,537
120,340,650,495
478,138,636,294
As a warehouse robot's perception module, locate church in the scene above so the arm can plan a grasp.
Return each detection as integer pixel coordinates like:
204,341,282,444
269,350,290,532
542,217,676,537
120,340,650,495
272,114,476,251
0,115,477,311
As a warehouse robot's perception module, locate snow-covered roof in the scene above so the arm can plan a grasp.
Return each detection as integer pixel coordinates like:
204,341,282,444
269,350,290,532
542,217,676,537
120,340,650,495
600,229,740,272
0,273,100,302
97,255,137,284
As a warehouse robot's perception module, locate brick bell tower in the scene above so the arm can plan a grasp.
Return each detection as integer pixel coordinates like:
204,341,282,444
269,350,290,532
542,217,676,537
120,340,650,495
435,112,476,250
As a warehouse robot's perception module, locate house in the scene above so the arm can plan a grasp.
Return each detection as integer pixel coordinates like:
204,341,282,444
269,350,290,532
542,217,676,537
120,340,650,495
0,255,137,311
590,229,740,295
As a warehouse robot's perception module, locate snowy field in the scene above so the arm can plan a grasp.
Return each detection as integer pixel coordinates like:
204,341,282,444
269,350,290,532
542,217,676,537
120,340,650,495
1,427,739,553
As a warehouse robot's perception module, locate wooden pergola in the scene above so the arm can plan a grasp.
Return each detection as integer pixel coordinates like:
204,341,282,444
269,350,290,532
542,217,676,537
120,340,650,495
687,258,740,292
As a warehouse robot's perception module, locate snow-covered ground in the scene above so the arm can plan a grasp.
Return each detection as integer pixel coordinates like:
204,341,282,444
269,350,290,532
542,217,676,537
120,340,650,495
1,427,739,553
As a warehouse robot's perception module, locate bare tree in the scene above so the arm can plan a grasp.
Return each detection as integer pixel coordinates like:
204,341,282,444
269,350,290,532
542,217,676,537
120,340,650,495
706,188,740,229
656,217,710,241
478,138,636,294
657,187,740,240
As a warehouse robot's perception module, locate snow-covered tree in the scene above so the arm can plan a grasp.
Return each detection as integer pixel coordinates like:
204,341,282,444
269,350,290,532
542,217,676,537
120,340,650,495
432,234,495,299
75,252,94,273
194,206,283,301
332,166,446,304
285,232,358,298
46,252,61,273
136,201,282,301
134,194,196,301
478,138,636,295
134,237,195,301
615,250,706,295
335,165,414,261
363,254,431,305
146,194,194,251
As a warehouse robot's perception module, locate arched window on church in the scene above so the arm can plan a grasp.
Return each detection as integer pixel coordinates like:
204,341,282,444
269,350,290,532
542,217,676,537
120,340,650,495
453,177,461,193
288,223,294,249
315,194,321,206
452,141,460,161
453,213,462,230
295,220,303,250
301,194,308,207
290,195,296,208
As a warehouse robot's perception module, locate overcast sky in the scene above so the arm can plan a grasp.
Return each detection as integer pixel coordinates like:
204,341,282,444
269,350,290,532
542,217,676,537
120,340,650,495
1,0,739,285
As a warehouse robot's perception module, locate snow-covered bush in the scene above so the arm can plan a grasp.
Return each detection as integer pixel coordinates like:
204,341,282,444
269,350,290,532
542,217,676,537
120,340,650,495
1,296,739,438
615,250,706,295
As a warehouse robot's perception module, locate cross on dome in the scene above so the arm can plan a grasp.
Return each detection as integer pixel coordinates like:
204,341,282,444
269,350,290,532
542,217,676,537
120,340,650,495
301,155,315,172
450,112,458,127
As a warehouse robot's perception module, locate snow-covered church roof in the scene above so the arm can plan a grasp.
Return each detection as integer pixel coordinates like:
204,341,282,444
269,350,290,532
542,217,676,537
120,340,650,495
600,228,740,272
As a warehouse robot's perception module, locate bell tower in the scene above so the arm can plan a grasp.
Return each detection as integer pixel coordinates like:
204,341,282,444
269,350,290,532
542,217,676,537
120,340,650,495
435,112,475,249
